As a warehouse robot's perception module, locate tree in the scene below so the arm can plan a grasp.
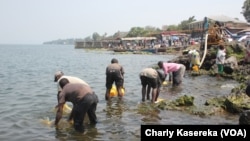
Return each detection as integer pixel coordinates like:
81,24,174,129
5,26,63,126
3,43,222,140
84,36,92,41
166,25,179,31
242,0,250,22
178,16,196,30
126,27,147,37
113,31,121,38
92,32,101,41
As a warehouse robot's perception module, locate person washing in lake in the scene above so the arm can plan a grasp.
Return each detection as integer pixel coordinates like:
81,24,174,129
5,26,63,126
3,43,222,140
55,78,98,133
139,68,166,103
54,71,90,103
157,61,186,87
105,58,125,100
216,45,226,79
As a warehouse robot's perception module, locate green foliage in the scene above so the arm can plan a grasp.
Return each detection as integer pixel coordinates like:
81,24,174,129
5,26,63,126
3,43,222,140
126,27,149,37
178,16,197,30
125,16,197,37
174,95,194,106
112,32,119,38
166,25,179,31
84,36,92,41
226,45,245,60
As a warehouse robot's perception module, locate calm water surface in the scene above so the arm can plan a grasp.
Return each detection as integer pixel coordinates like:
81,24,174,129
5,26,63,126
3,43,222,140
0,44,239,141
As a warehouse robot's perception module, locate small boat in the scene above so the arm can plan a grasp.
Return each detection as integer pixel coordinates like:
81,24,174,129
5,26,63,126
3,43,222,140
113,49,133,52
157,47,167,52
141,48,157,53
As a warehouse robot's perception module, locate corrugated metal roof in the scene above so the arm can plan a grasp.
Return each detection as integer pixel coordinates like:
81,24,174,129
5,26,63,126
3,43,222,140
207,15,246,23
189,15,248,24
237,28,250,34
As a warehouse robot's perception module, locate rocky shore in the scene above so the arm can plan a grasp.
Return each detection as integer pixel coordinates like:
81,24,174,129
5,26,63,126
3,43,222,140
153,41,250,124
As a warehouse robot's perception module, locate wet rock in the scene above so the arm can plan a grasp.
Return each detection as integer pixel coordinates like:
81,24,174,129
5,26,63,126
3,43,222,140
205,96,225,107
223,93,250,113
246,80,250,97
191,105,225,116
239,110,250,125
155,95,195,111
174,95,194,106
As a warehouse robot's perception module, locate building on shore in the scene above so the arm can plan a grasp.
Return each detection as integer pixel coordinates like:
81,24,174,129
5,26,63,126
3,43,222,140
188,15,250,38
75,37,157,49
74,39,120,49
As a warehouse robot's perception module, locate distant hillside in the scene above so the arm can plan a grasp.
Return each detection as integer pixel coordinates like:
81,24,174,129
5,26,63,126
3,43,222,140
43,38,83,45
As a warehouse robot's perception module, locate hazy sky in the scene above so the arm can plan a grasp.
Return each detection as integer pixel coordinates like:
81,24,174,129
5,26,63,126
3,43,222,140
0,0,247,44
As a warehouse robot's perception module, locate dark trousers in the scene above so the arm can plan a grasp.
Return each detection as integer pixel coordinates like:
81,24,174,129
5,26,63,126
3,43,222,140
73,93,98,132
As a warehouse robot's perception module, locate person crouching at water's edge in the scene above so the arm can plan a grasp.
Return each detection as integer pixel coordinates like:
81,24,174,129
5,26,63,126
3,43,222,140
139,68,166,103
105,58,124,100
54,78,99,133
158,61,186,87
54,70,89,103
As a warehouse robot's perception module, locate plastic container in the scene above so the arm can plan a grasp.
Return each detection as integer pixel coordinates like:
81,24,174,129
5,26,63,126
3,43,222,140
109,85,125,97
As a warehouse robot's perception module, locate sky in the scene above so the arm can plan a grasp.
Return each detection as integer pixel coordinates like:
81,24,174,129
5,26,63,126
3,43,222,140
0,0,247,44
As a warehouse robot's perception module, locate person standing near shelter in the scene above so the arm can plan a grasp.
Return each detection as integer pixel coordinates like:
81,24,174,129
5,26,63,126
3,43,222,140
54,71,89,102
158,61,186,87
105,58,125,100
54,78,98,133
216,45,226,78
139,68,166,103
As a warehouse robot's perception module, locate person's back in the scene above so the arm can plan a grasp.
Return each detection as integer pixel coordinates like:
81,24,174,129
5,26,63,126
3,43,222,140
162,62,180,74
54,71,89,90
57,76,89,91
139,68,166,103
139,68,158,79
106,59,124,76
59,83,93,105
107,63,123,72
158,61,185,87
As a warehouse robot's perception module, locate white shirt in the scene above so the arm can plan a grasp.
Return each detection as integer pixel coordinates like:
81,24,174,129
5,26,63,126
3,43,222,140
57,76,89,92
216,49,226,64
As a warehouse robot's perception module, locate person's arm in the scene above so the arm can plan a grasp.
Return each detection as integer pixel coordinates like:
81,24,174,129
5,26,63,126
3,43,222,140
55,103,64,125
57,91,61,102
168,73,172,82
106,67,109,75
120,66,125,77
55,91,61,108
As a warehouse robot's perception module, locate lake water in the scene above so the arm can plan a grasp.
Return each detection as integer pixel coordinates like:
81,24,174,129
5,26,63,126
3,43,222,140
0,44,240,141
